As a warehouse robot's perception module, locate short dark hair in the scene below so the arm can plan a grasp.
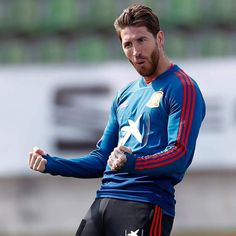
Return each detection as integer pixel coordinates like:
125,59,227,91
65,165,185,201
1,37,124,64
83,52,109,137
114,4,160,41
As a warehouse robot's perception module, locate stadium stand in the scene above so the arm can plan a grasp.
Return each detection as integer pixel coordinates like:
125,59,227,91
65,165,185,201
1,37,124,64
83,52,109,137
0,0,235,63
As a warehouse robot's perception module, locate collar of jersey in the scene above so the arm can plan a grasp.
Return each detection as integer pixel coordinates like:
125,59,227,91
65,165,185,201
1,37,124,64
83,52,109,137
140,64,178,87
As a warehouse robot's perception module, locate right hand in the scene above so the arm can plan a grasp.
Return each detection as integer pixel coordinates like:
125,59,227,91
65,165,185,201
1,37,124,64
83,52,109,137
108,146,132,171
29,146,47,173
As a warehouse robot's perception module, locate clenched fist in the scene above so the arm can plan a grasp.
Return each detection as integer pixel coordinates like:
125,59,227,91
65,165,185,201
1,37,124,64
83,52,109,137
29,146,47,173
108,146,132,171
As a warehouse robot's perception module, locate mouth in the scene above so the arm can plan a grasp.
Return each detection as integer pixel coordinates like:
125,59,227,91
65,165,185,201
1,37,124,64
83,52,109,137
135,60,146,66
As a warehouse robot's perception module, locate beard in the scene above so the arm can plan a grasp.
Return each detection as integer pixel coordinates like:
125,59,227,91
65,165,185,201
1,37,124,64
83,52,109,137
130,46,160,77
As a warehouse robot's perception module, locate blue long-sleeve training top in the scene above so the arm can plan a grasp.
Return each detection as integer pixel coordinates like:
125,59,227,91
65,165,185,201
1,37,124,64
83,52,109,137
43,64,206,216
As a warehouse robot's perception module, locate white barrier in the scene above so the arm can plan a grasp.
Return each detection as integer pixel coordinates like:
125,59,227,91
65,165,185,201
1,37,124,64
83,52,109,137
0,59,236,175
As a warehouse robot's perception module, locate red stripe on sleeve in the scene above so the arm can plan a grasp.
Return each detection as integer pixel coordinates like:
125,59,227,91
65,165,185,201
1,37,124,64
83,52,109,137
135,70,196,170
178,70,196,147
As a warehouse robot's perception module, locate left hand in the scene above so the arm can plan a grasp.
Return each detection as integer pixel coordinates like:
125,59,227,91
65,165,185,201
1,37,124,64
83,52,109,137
29,146,47,173
108,146,132,171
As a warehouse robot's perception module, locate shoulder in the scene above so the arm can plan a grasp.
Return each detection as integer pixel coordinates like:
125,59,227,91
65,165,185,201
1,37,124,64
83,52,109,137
116,79,140,104
118,79,138,95
165,65,205,108
168,66,202,95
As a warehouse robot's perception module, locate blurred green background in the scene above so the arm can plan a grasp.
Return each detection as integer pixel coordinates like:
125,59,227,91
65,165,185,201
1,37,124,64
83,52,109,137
0,0,235,64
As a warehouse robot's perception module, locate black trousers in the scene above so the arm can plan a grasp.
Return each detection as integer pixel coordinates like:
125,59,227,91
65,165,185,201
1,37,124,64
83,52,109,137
75,198,174,236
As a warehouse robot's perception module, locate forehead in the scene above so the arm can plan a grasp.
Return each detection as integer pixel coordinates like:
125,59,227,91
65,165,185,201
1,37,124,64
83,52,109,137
120,26,154,42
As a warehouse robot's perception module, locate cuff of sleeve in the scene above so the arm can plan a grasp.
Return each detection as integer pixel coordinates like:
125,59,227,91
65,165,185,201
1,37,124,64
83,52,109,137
120,152,136,172
42,154,52,174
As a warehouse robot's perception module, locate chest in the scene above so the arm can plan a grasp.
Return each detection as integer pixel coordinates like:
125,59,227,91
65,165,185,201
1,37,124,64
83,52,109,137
116,87,168,128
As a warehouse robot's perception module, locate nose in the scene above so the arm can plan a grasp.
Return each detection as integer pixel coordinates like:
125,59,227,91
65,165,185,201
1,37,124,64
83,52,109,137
133,44,141,57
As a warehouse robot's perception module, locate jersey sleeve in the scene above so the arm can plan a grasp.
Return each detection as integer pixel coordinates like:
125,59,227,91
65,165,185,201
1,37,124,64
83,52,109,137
123,71,206,177
43,96,120,178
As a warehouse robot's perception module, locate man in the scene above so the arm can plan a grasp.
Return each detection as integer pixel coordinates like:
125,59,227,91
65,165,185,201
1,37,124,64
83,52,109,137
29,4,205,236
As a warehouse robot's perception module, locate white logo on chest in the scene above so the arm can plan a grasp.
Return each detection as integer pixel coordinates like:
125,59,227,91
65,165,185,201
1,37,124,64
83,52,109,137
127,229,139,236
118,115,142,146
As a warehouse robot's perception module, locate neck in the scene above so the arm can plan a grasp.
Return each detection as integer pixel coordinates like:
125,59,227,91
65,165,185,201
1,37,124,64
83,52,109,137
144,56,172,84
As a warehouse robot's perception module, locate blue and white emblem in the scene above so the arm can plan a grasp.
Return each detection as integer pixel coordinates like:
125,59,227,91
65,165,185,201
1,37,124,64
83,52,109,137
118,115,142,146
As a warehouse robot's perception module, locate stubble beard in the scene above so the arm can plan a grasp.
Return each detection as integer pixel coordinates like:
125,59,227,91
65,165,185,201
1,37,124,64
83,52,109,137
130,47,160,78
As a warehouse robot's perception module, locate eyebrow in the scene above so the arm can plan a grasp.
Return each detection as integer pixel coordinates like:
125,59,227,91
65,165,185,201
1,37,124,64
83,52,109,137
123,35,147,44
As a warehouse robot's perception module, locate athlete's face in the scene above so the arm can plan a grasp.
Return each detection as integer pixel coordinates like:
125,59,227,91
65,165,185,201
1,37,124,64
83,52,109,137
120,26,163,79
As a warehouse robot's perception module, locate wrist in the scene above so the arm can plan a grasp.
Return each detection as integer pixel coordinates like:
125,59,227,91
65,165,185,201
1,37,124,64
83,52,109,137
120,153,136,172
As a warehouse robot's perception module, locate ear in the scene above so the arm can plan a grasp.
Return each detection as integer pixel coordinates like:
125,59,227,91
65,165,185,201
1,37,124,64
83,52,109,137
156,31,165,47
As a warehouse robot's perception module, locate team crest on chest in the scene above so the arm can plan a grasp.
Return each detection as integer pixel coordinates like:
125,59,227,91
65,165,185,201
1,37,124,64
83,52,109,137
146,91,164,108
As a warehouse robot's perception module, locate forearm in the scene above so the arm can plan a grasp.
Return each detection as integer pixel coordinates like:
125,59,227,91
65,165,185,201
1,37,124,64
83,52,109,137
121,143,189,176
43,150,108,178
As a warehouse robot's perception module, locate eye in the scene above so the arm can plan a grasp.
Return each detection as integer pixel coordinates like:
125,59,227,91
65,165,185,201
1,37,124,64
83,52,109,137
138,37,146,43
123,42,132,49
